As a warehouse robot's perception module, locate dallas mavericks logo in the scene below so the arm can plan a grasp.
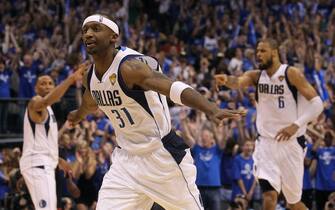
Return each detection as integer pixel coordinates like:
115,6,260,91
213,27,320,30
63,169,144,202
320,151,334,165
39,199,47,208
199,151,213,161
241,163,253,179
99,15,104,22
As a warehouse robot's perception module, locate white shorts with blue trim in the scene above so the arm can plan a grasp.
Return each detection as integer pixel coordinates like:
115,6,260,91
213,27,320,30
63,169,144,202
253,136,306,204
21,166,57,210
96,142,203,210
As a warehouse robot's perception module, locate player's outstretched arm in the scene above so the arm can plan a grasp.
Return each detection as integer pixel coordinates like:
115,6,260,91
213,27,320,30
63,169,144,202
67,69,99,126
29,62,90,123
120,59,246,125
214,70,260,90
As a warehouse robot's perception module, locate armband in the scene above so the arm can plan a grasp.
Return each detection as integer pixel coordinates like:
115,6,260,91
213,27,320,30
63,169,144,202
169,81,192,105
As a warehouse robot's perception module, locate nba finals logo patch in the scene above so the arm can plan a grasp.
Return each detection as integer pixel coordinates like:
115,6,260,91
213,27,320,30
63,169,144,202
278,76,285,82
109,73,116,85
99,15,103,22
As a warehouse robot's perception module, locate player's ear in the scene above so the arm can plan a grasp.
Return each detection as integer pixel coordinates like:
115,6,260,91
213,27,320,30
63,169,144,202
110,33,118,44
34,79,39,94
271,49,277,57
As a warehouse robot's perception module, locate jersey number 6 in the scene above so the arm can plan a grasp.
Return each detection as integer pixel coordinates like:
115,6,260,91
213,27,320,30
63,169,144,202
278,96,285,108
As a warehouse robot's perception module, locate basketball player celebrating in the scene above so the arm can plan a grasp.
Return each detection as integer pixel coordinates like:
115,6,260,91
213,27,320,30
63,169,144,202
215,39,324,210
67,14,245,210
19,63,89,210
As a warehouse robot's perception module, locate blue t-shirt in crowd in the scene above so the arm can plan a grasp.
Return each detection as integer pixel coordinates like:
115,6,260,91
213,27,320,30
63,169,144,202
18,63,39,97
303,143,313,190
0,69,12,97
162,58,173,75
221,151,235,186
0,171,10,200
232,154,254,200
192,144,222,187
316,146,335,191
96,117,109,131
242,58,254,71
313,70,329,102
245,107,256,130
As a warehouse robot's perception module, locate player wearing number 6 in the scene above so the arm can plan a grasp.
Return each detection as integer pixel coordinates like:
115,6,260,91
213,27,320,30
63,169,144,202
215,38,324,210
67,14,245,210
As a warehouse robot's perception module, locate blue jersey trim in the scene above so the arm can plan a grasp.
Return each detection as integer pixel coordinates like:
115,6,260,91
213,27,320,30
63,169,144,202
117,54,154,118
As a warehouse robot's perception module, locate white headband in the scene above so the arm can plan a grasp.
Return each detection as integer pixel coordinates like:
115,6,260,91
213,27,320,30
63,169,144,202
82,15,119,35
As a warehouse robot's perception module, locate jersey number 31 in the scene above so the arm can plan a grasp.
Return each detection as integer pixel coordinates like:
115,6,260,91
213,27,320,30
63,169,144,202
111,108,135,128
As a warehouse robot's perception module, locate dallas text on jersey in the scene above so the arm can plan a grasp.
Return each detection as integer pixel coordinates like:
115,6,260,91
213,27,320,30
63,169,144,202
258,84,284,95
91,90,122,106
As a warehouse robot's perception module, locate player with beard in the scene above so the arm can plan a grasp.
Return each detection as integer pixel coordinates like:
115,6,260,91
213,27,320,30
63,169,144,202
215,38,324,210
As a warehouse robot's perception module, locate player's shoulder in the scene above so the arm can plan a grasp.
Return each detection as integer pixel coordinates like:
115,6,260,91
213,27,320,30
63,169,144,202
119,56,154,75
286,66,301,75
28,95,43,108
119,58,144,75
286,66,305,83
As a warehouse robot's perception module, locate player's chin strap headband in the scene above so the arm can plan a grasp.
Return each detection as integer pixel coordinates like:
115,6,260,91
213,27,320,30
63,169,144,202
82,15,119,35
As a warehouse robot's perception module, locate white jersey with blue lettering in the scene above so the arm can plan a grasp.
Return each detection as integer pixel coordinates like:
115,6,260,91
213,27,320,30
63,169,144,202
255,64,308,139
88,46,171,154
20,106,59,171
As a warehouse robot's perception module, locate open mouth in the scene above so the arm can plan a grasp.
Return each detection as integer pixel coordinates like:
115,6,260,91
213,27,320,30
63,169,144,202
85,40,96,48
256,58,262,63
86,43,96,48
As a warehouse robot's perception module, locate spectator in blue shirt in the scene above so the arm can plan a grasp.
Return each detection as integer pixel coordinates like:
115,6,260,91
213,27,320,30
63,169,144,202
220,138,239,207
181,114,222,210
231,140,256,207
0,59,11,98
314,131,335,210
17,53,40,98
242,48,255,72
94,142,113,191
0,155,10,207
301,143,314,209
88,110,110,151
0,58,12,133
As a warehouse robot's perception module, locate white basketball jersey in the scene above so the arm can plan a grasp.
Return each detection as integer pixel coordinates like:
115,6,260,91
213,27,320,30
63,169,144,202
256,64,307,139
20,106,59,171
88,47,171,154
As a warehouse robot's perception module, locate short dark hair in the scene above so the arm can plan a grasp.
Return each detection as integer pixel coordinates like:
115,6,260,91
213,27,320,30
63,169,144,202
37,73,50,79
257,38,279,50
35,74,53,86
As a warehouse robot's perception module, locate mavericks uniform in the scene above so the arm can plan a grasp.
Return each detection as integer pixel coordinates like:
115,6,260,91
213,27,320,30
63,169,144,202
253,64,308,204
20,107,58,210
89,47,203,210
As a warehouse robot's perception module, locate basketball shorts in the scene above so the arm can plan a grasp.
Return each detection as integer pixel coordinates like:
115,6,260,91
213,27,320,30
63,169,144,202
21,166,57,210
253,136,306,204
96,131,204,210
